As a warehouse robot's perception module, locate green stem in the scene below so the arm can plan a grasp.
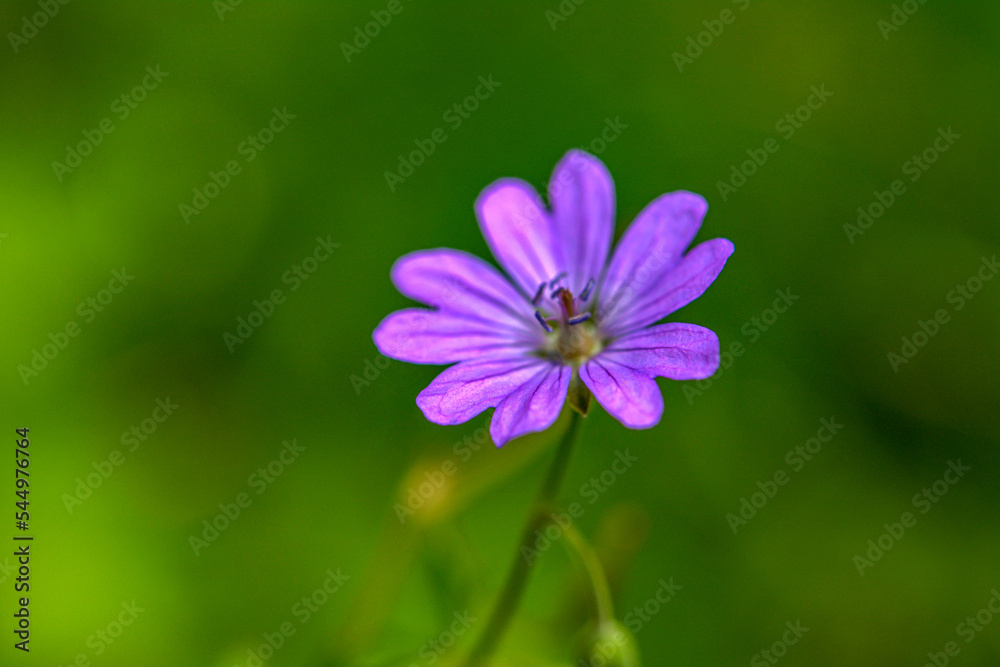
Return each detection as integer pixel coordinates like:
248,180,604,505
561,522,615,627
464,411,583,666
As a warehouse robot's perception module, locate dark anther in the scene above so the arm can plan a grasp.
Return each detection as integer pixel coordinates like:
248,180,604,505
532,282,546,305
548,271,567,289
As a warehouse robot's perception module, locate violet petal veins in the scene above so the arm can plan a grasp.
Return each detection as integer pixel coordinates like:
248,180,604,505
373,150,734,446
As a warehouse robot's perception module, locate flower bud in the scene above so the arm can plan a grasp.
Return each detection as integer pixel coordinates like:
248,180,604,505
575,620,641,667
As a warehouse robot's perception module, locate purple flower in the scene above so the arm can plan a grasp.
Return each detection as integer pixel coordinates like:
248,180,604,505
374,151,734,446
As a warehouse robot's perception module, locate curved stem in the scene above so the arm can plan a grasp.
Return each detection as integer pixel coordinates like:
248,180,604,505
560,522,615,626
463,411,583,666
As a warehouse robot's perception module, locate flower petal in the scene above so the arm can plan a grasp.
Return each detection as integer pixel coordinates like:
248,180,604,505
599,191,707,318
373,308,540,365
579,358,664,429
600,323,720,380
475,178,562,296
600,238,734,338
548,150,615,294
416,356,569,444
391,249,536,333
490,363,571,447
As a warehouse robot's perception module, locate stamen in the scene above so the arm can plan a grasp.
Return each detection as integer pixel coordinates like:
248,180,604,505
580,278,595,301
550,286,565,300
531,282,546,305
548,271,567,289
568,313,591,325
534,310,553,332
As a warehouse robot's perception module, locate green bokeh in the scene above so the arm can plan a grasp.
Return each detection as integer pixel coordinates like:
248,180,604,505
2,1,998,665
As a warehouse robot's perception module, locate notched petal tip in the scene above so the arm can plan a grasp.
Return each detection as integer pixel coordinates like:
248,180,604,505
580,360,664,431
414,392,470,427
371,312,404,359
488,363,571,447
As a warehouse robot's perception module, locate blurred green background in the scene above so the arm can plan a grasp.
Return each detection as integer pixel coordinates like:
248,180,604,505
2,1,999,665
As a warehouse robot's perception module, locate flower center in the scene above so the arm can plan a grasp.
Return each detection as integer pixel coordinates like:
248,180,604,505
532,274,603,365
555,318,601,364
